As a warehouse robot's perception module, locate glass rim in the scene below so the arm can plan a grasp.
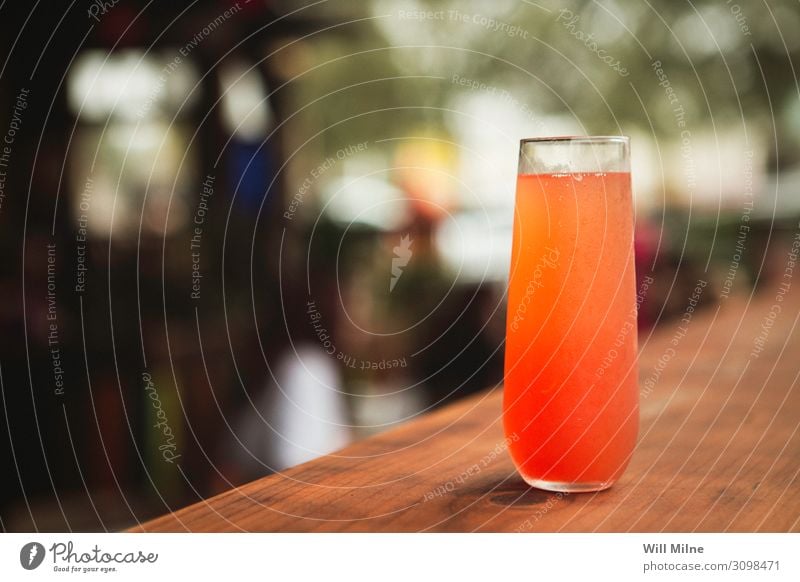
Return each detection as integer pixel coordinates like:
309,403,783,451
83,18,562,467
519,135,629,144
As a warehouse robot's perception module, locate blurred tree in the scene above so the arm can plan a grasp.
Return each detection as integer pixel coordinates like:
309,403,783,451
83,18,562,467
280,0,799,165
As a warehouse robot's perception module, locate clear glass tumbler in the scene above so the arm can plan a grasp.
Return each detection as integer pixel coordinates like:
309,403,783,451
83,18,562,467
503,136,639,493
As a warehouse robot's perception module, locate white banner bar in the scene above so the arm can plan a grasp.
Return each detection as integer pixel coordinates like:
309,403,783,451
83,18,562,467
1,533,797,581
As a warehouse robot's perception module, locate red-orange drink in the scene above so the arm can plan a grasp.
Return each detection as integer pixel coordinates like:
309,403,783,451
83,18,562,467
504,159,639,492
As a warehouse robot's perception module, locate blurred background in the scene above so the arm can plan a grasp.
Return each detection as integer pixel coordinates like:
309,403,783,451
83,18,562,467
1,0,798,530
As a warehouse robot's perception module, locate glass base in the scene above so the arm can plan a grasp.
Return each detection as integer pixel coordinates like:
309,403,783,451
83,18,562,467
522,478,614,493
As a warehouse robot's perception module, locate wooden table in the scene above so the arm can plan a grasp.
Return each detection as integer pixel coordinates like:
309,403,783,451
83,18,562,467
134,280,800,532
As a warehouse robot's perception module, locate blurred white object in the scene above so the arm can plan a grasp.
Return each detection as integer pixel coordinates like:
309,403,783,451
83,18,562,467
322,175,409,231
435,208,512,284
233,344,351,473
218,58,273,140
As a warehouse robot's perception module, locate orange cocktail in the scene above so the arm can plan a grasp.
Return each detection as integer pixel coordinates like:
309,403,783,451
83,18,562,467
504,137,639,492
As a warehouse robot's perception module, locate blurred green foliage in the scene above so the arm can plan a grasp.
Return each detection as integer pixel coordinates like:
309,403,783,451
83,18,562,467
282,0,800,166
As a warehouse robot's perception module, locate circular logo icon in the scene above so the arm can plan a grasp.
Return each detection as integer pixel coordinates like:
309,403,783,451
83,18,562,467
20,542,45,570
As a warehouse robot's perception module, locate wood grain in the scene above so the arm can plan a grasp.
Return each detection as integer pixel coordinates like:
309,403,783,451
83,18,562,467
133,280,800,532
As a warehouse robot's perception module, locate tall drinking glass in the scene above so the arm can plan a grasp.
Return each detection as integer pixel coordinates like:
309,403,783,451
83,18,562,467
503,136,639,492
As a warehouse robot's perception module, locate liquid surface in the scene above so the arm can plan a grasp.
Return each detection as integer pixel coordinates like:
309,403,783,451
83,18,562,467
503,172,639,488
